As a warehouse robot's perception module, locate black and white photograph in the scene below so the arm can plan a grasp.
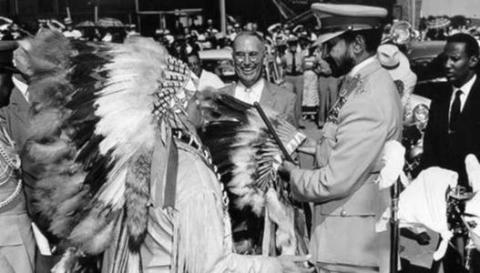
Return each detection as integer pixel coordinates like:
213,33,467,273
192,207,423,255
1,0,480,272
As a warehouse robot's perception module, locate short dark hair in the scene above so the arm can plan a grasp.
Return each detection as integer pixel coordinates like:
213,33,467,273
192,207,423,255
446,33,479,58
341,28,383,54
232,31,265,50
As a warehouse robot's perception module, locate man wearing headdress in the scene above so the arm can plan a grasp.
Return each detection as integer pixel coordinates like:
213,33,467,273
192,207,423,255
17,29,311,273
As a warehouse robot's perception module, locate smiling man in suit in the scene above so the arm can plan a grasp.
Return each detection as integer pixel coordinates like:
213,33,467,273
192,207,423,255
218,31,297,127
217,31,298,254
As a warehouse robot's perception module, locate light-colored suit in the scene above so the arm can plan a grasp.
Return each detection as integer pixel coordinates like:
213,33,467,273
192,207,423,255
289,58,402,273
218,80,297,127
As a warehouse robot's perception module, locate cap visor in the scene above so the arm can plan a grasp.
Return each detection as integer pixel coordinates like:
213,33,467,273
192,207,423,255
313,30,345,47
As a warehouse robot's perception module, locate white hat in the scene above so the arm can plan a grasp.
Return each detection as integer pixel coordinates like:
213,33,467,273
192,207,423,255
377,44,413,80
287,34,298,42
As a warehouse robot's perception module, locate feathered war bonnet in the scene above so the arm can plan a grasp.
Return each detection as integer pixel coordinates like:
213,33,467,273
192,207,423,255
19,29,192,272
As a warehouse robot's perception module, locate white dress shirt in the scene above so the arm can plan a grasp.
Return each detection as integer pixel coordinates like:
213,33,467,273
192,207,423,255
449,73,476,114
234,79,265,105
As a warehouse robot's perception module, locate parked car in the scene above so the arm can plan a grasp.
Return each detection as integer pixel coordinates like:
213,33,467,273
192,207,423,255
407,40,446,82
199,48,235,84
402,41,445,176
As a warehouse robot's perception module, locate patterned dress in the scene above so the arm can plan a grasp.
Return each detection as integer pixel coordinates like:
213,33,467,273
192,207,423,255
0,118,35,273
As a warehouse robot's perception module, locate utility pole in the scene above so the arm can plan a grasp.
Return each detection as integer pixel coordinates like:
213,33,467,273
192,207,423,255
411,0,416,28
94,0,99,23
219,0,226,34
66,0,71,20
10,0,19,16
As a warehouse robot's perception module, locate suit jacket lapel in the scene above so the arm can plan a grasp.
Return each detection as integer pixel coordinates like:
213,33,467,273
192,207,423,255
437,85,453,134
9,87,30,125
461,76,480,119
259,81,275,109
226,84,236,97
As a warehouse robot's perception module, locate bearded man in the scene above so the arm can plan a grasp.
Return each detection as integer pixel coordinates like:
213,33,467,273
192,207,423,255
280,3,403,273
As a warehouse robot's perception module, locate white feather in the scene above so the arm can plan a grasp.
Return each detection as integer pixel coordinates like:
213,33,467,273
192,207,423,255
91,39,177,208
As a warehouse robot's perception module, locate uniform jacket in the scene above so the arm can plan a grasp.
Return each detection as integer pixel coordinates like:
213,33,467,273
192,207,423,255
218,80,297,127
289,58,402,272
421,75,480,186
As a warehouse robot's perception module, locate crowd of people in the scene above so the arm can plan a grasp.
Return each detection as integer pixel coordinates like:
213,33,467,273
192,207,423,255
0,3,480,273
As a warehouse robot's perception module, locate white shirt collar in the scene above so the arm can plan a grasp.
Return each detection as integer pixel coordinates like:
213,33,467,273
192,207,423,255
453,73,476,98
348,56,376,77
234,78,265,105
11,75,29,102
450,74,477,112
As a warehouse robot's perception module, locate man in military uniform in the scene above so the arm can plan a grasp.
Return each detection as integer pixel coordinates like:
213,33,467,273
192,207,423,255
280,3,403,273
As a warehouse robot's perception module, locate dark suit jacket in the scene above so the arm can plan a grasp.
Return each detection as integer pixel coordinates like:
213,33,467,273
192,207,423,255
218,80,298,127
421,75,480,186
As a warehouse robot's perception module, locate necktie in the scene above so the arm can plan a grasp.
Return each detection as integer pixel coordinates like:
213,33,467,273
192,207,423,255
449,89,462,132
291,52,296,74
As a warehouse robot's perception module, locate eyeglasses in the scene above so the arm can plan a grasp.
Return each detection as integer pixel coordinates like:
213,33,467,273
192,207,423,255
233,51,263,62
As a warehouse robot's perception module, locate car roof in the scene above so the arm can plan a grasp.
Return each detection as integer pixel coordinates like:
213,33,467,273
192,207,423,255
408,40,446,61
198,48,233,60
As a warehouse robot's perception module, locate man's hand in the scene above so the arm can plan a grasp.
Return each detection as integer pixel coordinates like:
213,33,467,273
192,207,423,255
278,161,297,181
281,161,297,173
297,137,317,155
400,228,431,245
276,255,315,273
415,231,431,245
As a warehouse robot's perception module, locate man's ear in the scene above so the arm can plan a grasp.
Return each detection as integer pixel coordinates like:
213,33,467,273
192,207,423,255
352,34,366,54
469,55,479,68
